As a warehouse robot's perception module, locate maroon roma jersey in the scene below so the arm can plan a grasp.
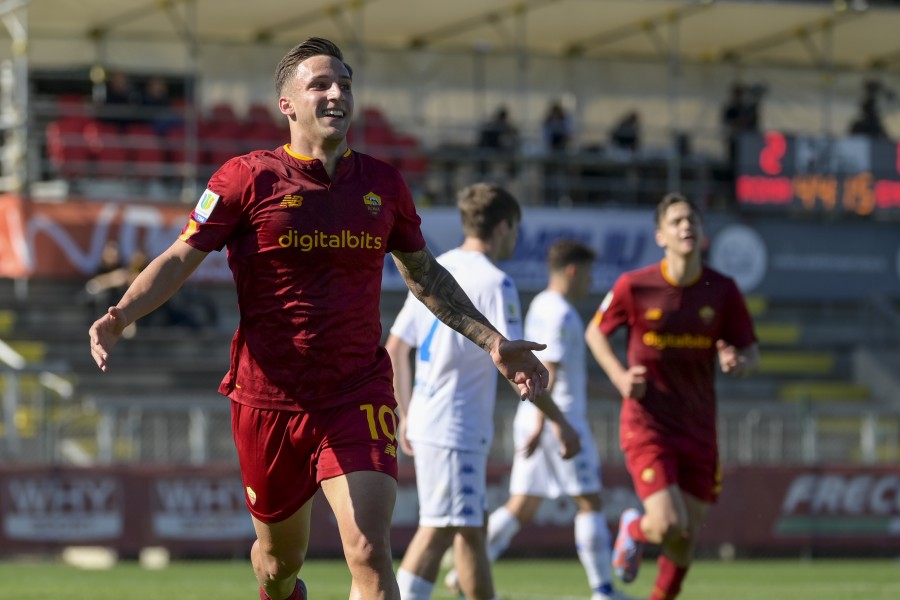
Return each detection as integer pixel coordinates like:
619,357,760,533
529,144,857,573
591,260,756,452
179,145,425,411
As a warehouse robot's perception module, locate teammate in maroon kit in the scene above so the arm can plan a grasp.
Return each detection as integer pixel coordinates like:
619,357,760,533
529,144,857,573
88,37,549,600
584,193,759,600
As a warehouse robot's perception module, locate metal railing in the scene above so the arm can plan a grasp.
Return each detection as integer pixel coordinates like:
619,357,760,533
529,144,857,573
0,339,75,462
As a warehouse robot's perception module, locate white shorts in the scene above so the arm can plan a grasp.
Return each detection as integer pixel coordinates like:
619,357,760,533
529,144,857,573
507,417,601,499
411,441,488,528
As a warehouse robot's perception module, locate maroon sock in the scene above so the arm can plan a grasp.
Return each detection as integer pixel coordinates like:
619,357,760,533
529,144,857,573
650,554,689,600
627,515,649,543
259,580,304,600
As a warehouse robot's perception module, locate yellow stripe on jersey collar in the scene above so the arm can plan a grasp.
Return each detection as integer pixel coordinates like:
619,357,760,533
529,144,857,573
283,144,352,160
660,258,702,287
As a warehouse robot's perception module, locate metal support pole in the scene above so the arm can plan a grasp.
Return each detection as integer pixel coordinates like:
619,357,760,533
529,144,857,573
188,407,208,465
181,0,200,202
860,411,877,465
1,371,21,457
0,1,29,193
667,14,682,193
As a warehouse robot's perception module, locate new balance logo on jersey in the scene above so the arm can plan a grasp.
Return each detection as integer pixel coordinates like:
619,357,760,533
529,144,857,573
280,194,303,208
384,443,397,458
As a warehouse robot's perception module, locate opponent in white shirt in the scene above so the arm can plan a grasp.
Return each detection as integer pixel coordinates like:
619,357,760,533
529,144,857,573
387,184,579,600
391,247,521,453
444,240,633,600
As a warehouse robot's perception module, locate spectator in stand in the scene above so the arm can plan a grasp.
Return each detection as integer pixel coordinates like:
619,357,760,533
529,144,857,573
82,242,146,336
142,76,181,135
477,105,520,180
542,101,573,205
99,70,142,128
849,79,891,139
721,82,764,167
609,110,640,155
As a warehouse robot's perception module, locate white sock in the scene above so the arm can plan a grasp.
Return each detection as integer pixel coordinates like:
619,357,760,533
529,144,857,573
574,511,613,590
396,567,435,600
486,505,521,562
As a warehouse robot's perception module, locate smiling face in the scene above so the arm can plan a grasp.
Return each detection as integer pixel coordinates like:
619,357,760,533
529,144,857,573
278,54,354,149
655,200,704,258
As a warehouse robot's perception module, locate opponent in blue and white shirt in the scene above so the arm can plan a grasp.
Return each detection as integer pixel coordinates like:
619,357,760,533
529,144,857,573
392,246,520,455
444,239,632,600
387,184,579,600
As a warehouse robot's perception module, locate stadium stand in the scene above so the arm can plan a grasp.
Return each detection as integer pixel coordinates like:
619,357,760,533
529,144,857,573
3,273,895,469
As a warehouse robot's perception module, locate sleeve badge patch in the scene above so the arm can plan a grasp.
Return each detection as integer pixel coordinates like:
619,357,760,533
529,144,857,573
193,189,220,223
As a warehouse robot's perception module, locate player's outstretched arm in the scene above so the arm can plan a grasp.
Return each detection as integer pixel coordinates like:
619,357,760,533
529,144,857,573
88,240,208,372
392,247,548,400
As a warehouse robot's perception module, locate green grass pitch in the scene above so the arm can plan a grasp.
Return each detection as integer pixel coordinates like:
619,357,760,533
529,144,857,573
1,558,898,599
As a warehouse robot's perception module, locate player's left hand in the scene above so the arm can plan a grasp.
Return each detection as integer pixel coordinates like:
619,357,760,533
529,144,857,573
491,339,549,401
550,419,581,459
89,306,130,372
717,340,748,377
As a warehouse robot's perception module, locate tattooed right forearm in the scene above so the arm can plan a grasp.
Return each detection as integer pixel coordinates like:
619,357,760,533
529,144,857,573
392,248,499,352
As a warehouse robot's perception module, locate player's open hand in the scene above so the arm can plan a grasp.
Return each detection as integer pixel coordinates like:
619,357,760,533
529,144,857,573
88,306,129,372
617,365,647,399
491,339,549,401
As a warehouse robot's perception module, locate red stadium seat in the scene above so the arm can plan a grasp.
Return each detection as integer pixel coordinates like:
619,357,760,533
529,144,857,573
242,103,287,152
56,93,91,118
84,120,130,177
125,122,168,178
200,119,245,168
45,116,94,178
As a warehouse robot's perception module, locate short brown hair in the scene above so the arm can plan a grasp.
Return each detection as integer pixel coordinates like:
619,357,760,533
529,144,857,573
655,192,701,227
274,37,352,95
548,239,596,272
456,183,521,240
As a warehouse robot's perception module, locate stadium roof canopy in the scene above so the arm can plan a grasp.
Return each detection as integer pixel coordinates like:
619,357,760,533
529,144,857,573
8,0,900,73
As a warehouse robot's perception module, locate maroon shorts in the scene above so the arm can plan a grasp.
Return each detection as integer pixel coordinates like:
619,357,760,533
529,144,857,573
623,436,721,504
230,393,399,523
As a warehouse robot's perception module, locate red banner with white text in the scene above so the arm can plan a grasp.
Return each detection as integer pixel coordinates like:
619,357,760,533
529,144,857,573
1,464,898,558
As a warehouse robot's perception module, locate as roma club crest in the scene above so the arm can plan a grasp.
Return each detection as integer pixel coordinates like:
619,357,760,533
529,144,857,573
363,191,382,217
